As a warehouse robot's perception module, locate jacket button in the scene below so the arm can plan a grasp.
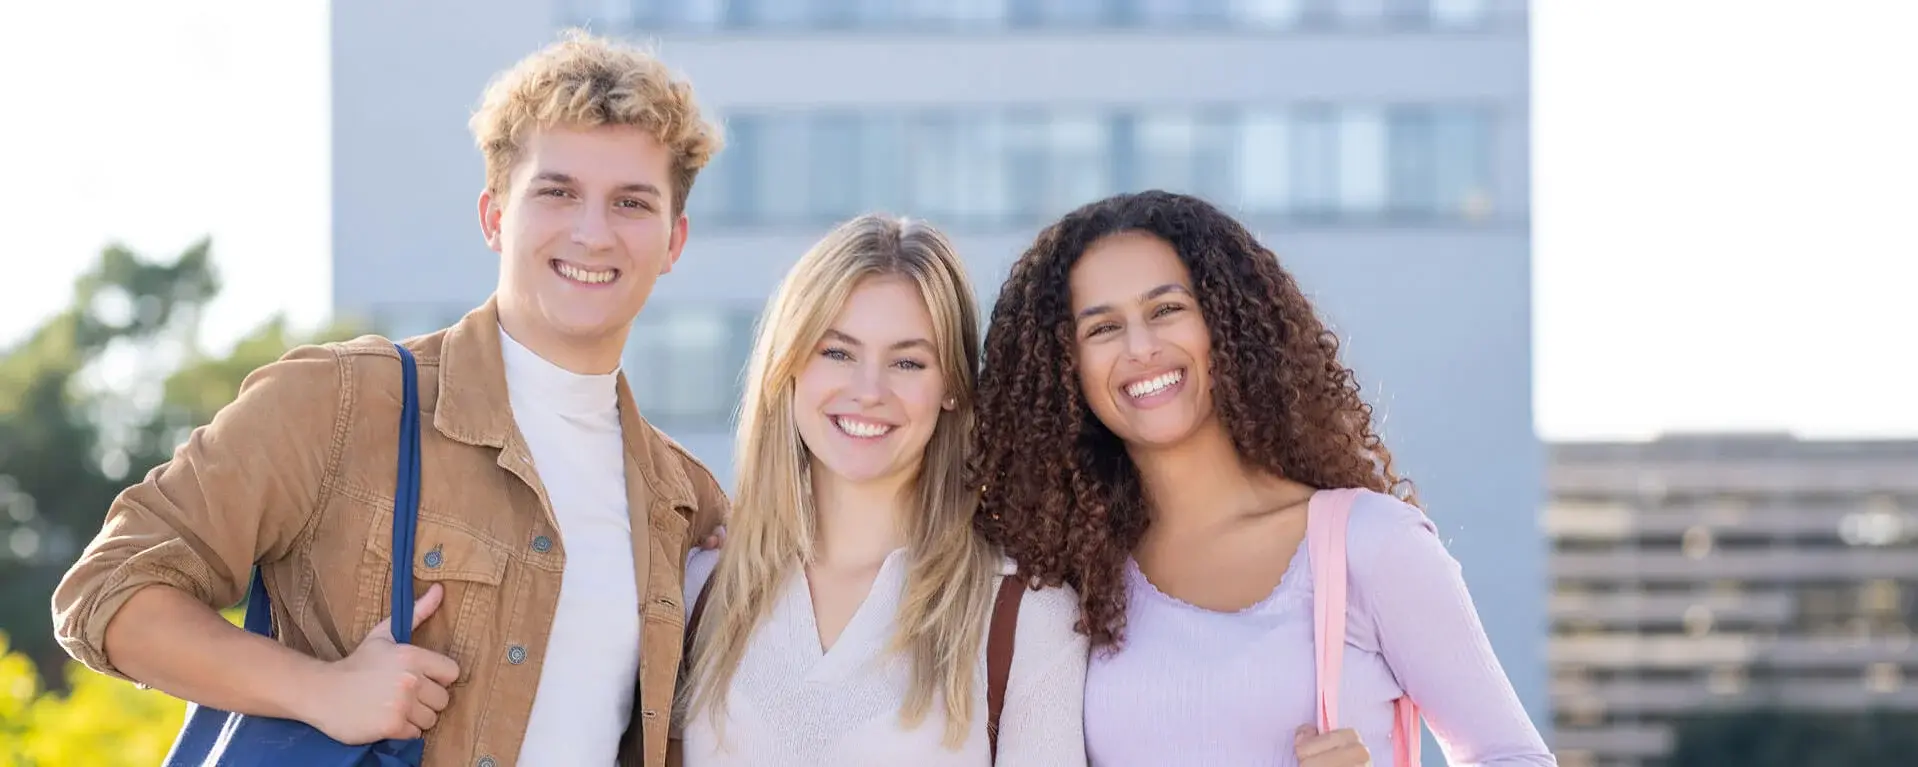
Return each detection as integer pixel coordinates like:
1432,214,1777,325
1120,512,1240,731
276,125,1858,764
423,547,443,569
477,757,496,767
507,644,527,664
531,535,552,553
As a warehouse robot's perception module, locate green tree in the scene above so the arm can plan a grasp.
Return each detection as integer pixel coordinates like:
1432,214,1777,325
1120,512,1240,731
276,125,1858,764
0,239,359,687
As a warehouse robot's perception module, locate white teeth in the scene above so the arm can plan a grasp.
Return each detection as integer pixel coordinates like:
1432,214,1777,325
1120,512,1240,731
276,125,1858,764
1124,369,1184,399
833,416,892,439
556,262,616,285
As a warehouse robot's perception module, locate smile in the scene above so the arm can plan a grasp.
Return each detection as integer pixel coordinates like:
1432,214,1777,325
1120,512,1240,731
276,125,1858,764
831,415,894,439
1123,368,1185,400
552,259,619,286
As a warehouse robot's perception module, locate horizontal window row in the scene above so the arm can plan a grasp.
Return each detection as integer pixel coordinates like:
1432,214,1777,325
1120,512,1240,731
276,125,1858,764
564,0,1500,32
621,306,760,428
686,104,1499,231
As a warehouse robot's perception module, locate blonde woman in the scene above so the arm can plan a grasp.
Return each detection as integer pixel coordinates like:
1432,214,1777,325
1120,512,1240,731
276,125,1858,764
670,215,1088,766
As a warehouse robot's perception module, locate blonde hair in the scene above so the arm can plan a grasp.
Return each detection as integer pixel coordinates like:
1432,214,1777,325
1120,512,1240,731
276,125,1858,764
469,28,722,216
683,215,999,748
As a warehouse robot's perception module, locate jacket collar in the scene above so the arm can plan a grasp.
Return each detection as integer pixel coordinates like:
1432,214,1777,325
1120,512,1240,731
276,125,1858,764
432,295,696,511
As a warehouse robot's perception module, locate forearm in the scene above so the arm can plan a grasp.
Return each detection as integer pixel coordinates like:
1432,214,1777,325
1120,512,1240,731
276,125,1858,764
104,583,329,722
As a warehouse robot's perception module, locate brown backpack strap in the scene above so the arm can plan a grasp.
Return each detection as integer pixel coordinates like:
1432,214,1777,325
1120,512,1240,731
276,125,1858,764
986,572,1025,762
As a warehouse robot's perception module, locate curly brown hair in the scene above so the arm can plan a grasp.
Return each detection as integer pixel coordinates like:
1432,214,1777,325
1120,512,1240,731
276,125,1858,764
970,190,1417,651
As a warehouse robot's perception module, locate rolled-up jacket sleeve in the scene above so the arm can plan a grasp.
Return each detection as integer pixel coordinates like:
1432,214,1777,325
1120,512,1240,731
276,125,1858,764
49,344,347,681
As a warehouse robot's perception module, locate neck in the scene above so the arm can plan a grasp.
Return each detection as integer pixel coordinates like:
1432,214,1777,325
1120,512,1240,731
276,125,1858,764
809,466,912,569
1128,417,1270,531
496,298,629,375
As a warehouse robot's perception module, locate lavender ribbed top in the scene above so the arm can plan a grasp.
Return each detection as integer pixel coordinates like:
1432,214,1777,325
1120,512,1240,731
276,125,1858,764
1083,490,1557,766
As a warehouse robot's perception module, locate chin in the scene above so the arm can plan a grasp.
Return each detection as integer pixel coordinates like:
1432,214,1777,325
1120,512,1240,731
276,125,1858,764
544,306,627,336
812,459,898,485
1118,415,1208,449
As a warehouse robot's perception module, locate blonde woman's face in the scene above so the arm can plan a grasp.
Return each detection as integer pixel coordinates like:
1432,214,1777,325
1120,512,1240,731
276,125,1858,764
793,274,953,488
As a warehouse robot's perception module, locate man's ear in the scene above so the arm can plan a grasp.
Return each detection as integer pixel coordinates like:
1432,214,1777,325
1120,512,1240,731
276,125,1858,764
662,211,690,274
478,189,504,253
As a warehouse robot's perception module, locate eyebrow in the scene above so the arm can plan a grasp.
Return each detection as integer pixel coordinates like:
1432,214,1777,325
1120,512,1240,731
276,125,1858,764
532,171,662,197
1074,283,1192,321
824,328,934,352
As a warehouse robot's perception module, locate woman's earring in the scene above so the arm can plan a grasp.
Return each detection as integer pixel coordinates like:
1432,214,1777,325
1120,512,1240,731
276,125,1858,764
942,397,957,410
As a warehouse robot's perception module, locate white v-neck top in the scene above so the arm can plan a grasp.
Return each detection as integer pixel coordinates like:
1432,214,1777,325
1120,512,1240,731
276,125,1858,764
673,548,1089,766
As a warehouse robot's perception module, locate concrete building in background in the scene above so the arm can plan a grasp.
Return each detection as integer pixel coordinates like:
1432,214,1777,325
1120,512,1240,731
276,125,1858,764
328,0,1547,756
1548,434,1918,766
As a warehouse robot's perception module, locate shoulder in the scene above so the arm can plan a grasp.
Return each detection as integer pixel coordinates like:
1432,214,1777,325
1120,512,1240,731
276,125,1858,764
651,425,730,507
999,557,1087,656
1343,488,1437,539
1336,488,1453,581
213,339,363,422
317,330,450,403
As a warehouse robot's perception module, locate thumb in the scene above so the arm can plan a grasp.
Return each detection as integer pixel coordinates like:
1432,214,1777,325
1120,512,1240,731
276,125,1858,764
365,584,445,643
407,583,446,633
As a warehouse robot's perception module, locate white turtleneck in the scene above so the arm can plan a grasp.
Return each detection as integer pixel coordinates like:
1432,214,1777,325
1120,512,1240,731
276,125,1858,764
498,325,640,766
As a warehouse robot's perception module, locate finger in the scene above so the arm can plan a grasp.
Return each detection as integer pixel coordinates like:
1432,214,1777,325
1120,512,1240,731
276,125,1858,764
1295,730,1349,758
416,678,451,711
407,646,462,687
386,680,423,740
1331,744,1373,767
407,583,445,633
1296,724,1318,742
408,701,439,732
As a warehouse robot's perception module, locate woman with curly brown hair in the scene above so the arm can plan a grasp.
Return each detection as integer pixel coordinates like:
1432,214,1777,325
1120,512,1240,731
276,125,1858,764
972,191,1555,767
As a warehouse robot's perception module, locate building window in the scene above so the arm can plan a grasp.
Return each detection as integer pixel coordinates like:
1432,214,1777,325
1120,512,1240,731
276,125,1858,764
625,306,756,428
1289,107,1341,217
692,103,1497,231
563,0,1498,30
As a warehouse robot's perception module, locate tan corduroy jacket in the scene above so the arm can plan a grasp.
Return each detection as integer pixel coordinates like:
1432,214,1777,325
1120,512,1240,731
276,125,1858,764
51,297,727,767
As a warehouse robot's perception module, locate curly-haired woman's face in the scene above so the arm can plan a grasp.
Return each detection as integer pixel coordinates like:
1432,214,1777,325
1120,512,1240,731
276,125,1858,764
793,274,953,488
1068,232,1217,449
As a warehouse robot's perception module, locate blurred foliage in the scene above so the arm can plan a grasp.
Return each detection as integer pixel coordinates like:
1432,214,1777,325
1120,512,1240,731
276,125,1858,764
0,239,359,758
1,628,184,766
1667,707,1918,766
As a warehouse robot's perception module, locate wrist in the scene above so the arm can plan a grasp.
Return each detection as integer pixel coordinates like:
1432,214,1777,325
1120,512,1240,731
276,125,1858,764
266,652,333,724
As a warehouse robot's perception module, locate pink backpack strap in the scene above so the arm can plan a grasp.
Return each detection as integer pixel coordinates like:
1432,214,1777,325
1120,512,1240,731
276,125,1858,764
1307,488,1424,767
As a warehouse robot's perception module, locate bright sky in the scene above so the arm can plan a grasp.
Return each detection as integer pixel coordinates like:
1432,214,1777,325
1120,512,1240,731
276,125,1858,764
1,1,1911,442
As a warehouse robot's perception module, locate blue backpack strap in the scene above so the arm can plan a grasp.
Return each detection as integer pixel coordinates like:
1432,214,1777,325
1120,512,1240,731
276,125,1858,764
388,343,422,644
235,344,420,642
240,569,274,636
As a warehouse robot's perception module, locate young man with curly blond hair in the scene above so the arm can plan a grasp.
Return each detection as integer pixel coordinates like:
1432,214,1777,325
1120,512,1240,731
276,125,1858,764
52,30,729,767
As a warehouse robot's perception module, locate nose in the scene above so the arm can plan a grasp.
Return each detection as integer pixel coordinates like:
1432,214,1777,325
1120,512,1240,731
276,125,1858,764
1122,321,1162,363
571,204,615,251
847,358,887,407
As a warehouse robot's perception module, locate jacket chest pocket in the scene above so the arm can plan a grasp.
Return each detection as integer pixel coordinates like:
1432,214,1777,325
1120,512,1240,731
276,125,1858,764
355,510,510,686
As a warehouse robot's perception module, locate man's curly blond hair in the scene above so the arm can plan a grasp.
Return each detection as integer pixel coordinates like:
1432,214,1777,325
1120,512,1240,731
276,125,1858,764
470,29,723,217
